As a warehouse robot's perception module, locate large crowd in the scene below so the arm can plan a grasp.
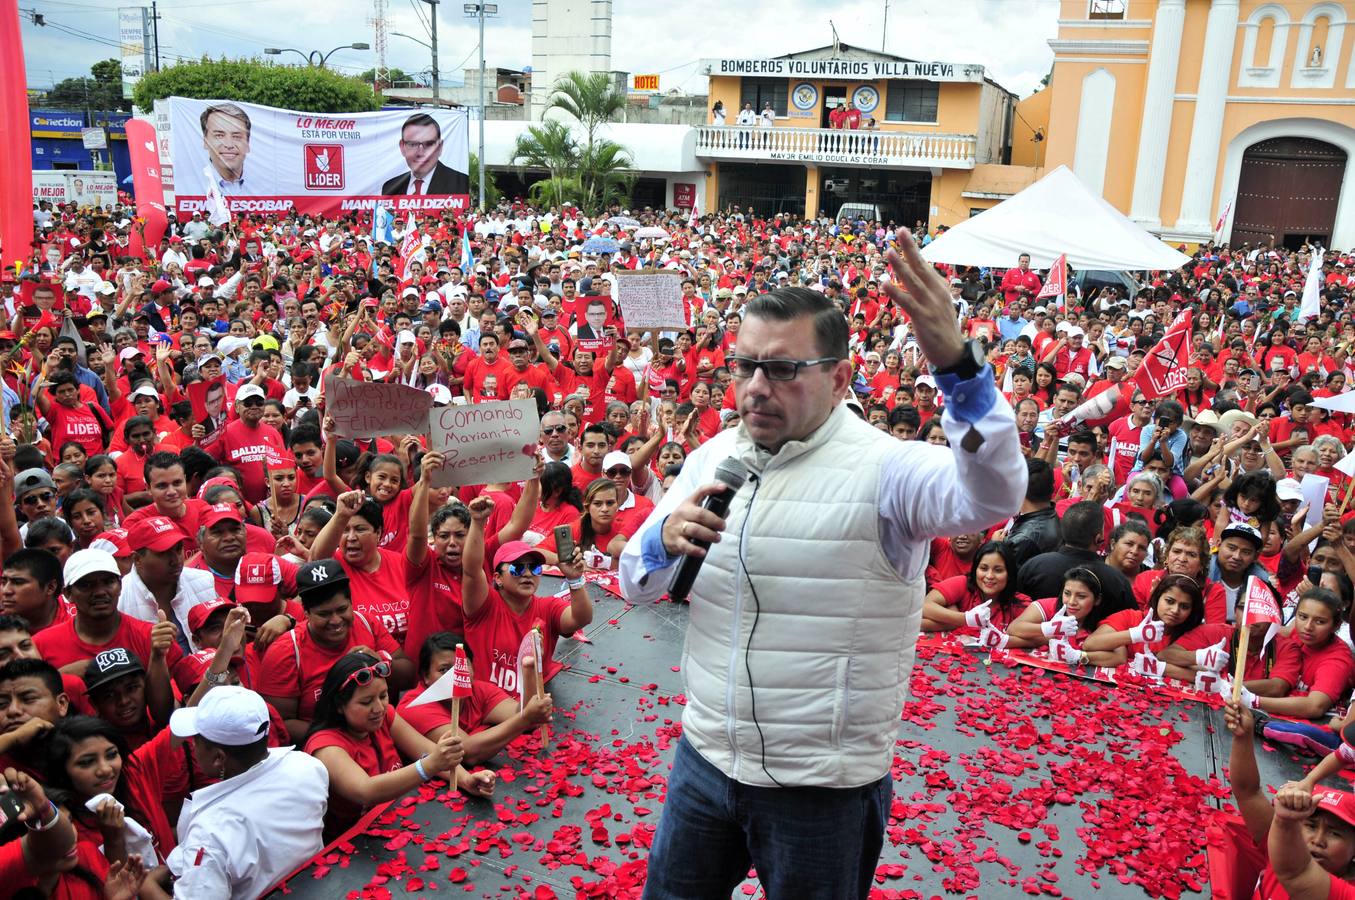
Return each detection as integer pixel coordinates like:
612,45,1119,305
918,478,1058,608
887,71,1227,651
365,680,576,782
3,193,1355,897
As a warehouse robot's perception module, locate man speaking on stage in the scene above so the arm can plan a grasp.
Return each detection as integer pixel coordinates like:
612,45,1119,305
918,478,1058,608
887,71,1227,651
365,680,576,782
619,229,1027,899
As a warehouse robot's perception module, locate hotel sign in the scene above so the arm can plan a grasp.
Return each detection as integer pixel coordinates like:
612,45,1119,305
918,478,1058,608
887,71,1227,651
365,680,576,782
701,58,985,82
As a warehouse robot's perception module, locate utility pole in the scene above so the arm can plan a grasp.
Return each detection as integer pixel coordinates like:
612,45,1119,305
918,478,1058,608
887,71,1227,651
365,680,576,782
150,1,161,71
425,0,439,102
463,3,496,208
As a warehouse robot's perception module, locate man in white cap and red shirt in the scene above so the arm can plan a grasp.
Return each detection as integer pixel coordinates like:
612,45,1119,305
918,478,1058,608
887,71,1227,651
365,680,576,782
149,685,329,899
198,383,287,504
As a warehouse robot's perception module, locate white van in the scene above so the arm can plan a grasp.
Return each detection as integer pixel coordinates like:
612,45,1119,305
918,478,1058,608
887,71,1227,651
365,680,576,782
836,202,881,223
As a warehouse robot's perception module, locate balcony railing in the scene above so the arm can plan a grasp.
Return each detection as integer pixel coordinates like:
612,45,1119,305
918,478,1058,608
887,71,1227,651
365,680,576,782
694,125,978,169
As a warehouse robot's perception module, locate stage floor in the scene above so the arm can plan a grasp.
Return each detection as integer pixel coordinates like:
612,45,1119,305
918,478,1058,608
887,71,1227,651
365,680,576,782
271,580,1314,899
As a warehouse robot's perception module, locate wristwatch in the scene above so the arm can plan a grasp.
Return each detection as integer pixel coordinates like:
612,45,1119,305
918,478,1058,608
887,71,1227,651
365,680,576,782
204,670,230,686
932,339,985,381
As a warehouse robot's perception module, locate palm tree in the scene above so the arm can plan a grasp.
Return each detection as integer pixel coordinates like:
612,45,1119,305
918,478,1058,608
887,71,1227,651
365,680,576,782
510,120,579,211
581,140,635,210
546,71,629,207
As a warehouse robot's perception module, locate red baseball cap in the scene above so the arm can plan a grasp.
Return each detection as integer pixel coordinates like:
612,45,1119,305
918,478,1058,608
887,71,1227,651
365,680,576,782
1315,787,1355,828
127,516,186,553
234,552,281,603
492,540,545,571
201,503,244,530
172,647,243,694
89,528,131,559
187,598,234,634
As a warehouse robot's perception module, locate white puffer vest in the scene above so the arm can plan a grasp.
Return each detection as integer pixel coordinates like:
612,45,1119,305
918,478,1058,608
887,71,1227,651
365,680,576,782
682,405,920,788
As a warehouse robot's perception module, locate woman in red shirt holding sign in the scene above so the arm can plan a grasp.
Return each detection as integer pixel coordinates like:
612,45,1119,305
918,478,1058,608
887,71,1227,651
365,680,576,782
304,651,495,843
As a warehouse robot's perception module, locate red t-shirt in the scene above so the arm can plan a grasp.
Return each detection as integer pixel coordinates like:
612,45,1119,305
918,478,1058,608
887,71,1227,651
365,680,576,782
571,462,603,494
1256,862,1355,899
1175,623,1298,684
528,503,580,543
1107,416,1147,486
926,538,972,587
930,574,1029,631
403,552,473,660
378,488,415,551
204,419,287,503
1098,606,1173,656
1275,635,1354,701
339,547,410,646
304,705,401,832
395,679,510,737
122,726,187,860
465,592,572,691
464,355,513,400
256,612,400,720
45,400,109,461
34,613,185,671
122,498,213,553
5,839,108,899
614,492,656,536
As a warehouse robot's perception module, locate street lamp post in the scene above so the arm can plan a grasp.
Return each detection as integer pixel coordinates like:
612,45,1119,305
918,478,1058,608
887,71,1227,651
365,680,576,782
264,43,370,68
464,3,497,211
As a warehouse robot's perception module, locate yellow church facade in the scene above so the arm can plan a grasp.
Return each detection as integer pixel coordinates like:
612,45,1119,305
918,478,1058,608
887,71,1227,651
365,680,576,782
1028,0,1355,248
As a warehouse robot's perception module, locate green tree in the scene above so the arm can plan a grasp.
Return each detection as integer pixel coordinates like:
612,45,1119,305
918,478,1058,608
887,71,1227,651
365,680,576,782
545,71,629,209
357,67,415,87
133,58,378,113
48,58,128,112
511,119,581,209
468,152,502,209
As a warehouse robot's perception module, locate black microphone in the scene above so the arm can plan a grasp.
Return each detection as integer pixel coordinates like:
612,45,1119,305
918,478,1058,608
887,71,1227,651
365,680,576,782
667,457,749,601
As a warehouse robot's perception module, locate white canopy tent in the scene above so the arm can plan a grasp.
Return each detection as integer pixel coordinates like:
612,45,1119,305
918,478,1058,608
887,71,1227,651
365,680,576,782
920,165,1191,272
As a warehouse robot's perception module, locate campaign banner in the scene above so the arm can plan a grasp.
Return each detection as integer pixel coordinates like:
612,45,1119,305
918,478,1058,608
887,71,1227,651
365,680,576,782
31,171,118,208
426,399,539,488
167,97,470,217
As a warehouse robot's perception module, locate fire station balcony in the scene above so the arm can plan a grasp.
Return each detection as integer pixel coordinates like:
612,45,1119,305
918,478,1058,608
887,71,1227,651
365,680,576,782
693,125,978,169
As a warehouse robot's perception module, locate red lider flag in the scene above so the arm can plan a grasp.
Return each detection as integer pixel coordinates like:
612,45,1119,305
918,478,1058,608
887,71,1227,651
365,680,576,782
1242,575,1281,648
1131,308,1192,400
451,644,473,699
1036,253,1066,302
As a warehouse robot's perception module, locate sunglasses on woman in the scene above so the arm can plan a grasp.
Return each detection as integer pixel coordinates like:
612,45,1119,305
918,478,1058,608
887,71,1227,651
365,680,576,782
341,660,391,690
505,562,544,577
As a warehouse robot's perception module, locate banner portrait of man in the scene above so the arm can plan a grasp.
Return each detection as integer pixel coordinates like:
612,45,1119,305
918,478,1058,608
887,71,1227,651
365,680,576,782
200,102,253,194
382,113,469,197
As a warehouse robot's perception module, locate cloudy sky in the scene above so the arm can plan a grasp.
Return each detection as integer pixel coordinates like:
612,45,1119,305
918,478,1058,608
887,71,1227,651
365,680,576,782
22,0,1060,98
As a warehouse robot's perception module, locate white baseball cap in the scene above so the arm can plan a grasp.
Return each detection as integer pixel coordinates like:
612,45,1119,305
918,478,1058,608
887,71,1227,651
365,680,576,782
427,383,452,405
170,685,270,746
602,450,632,472
397,329,417,346
64,548,121,588
235,384,266,402
1276,478,1304,502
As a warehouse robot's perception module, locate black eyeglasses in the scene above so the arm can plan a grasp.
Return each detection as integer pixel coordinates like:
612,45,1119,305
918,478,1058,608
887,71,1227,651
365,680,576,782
341,660,391,690
505,562,543,577
542,424,567,435
727,356,840,381
240,397,265,408
606,467,632,478
21,491,54,506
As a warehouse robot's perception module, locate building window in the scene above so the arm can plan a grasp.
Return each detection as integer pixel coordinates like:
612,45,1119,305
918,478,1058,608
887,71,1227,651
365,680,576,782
1089,0,1125,19
738,78,787,117
884,80,938,123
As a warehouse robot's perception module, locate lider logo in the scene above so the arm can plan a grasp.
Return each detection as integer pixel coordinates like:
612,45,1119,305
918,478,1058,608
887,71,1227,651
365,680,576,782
304,144,345,190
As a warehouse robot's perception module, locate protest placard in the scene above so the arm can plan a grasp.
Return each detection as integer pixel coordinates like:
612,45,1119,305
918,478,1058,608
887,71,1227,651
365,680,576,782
616,270,686,329
426,399,540,487
324,374,434,440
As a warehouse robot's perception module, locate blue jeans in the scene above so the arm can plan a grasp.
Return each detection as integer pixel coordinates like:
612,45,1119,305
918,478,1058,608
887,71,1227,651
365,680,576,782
642,738,891,900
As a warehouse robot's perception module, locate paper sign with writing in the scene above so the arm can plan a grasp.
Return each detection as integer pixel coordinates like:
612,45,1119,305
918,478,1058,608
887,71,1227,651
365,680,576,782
324,374,433,440
616,270,687,330
426,399,540,487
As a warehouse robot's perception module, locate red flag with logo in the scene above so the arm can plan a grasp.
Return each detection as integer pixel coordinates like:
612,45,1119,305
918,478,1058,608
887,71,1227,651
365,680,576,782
451,644,473,699
1131,309,1192,400
1036,254,1066,304
1242,575,1281,648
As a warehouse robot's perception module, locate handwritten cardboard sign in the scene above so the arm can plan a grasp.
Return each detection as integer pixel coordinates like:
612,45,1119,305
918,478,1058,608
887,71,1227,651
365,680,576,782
616,270,686,330
427,399,540,487
324,374,433,440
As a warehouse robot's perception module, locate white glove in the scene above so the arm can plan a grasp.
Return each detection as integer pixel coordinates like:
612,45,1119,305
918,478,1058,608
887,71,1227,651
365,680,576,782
978,624,1009,652
1047,638,1081,665
1128,613,1164,646
1194,670,1223,694
1130,651,1165,679
1195,639,1230,673
1238,685,1260,710
1040,610,1079,639
964,600,993,630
